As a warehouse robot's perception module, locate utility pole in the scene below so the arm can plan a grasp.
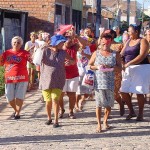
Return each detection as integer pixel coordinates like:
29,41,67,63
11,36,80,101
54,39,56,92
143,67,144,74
127,0,130,26
96,0,101,38
116,0,122,27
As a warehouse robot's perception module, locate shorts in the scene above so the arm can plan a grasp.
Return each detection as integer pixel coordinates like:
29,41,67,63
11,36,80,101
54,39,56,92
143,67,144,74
5,82,28,102
63,77,79,92
42,88,62,101
95,89,114,108
76,76,92,95
27,62,36,69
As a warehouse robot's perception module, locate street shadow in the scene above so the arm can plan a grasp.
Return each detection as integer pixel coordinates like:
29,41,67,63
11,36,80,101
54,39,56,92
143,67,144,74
0,129,150,146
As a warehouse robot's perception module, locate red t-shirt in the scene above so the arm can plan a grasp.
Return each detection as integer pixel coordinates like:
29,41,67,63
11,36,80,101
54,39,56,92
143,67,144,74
89,43,97,53
65,46,79,79
2,49,32,83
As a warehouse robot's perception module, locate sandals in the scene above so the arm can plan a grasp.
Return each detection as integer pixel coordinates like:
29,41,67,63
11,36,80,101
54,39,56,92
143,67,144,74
126,113,137,120
96,127,102,133
59,109,65,118
45,119,52,125
14,115,20,120
136,115,143,121
68,113,76,119
103,122,111,130
53,123,60,128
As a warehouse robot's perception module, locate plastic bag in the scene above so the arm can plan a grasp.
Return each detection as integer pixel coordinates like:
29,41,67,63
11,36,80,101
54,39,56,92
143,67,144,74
33,47,44,66
82,70,95,89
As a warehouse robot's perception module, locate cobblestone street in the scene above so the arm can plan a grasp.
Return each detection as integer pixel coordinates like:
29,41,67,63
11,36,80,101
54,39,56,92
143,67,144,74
0,90,150,150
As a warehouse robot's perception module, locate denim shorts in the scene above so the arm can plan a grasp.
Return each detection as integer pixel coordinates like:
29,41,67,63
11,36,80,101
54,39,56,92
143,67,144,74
5,82,28,102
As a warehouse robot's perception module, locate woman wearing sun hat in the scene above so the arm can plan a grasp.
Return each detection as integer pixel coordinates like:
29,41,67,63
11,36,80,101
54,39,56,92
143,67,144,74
39,34,75,128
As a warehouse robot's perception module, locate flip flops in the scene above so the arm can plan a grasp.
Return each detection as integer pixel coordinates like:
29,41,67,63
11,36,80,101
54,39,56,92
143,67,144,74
68,113,76,119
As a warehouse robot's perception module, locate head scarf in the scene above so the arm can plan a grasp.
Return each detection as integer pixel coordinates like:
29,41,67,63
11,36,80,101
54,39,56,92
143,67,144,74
55,24,75,35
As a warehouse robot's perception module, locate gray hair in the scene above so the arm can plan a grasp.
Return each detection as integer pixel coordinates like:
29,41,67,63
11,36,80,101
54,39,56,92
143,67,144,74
11,36,23,46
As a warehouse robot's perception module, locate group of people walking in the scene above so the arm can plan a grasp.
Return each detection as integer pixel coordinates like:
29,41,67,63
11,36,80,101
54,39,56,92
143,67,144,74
0,24,150,132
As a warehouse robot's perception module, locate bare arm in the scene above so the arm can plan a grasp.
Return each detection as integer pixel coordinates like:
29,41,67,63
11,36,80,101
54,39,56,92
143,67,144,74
81,52,91,59
114,52,122,72
88,51,97,70
125,39,149,68
75,35,87,49
65,52,75,66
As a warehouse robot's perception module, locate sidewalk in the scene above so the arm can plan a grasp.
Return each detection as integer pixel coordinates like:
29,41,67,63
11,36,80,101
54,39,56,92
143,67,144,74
0,89,150,150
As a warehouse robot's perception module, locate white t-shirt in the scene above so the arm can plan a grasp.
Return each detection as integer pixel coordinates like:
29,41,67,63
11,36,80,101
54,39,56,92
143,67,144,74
24,41,39,57
77,46,91,76
35,39,45,47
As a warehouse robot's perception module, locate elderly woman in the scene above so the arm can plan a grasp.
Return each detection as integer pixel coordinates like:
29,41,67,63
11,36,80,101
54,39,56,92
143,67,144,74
0,36,32,119
88,33,122,132
120,24,149,121
39,35,75,128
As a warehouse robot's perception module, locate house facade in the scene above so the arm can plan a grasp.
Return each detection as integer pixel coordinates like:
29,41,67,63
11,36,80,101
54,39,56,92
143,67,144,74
102,0,142,26
0,0,72,38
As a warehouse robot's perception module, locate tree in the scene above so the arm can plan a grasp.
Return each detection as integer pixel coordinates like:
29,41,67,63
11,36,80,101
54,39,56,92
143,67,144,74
138,12,150,22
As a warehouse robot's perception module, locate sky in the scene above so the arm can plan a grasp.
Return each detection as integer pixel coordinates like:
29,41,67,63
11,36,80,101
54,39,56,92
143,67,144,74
137,0,150,8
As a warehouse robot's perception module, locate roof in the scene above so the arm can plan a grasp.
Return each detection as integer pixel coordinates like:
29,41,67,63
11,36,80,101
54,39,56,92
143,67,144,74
0,7,28,14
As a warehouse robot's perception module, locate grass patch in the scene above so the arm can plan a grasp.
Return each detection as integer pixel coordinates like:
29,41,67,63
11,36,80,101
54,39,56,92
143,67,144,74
0,67,5,96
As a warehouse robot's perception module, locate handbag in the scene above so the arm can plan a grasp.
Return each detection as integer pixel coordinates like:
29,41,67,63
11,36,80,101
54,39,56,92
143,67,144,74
82,70,95,89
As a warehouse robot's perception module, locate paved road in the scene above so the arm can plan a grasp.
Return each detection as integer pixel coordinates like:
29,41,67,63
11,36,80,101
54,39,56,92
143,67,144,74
0,90,150,150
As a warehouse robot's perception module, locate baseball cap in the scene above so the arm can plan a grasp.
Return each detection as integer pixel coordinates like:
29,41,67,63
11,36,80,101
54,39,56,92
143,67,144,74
50,35,67,46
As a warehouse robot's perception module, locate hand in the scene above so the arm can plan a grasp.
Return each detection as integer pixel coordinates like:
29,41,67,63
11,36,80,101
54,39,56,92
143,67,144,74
50,47,57,52
65,59,72,66
31,45,35,49
103,64,111,68
124,63,130,68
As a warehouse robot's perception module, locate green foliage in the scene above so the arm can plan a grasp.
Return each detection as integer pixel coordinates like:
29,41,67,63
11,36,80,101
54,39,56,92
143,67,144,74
138,12,150,22
0,67,5,96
